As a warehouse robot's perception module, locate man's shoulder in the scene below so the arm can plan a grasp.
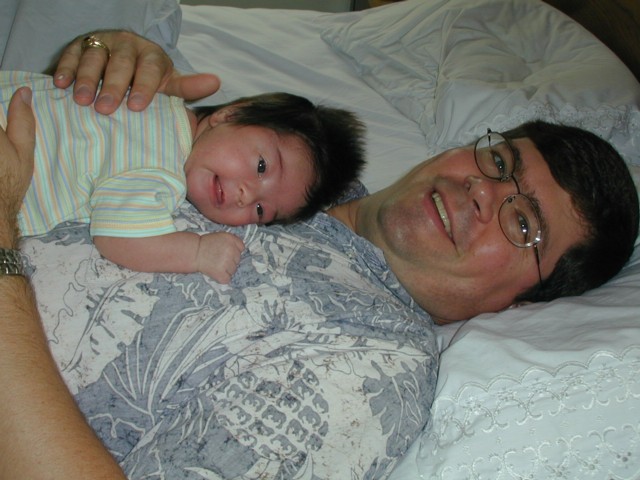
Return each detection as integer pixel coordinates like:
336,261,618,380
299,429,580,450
334,180,368,205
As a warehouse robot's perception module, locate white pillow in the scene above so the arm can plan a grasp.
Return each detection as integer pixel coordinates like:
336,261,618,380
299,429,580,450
321,0,640,166
419,259,640,478
0,0,188,74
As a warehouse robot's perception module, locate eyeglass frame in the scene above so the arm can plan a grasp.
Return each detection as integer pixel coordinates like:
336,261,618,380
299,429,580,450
473,129,543,289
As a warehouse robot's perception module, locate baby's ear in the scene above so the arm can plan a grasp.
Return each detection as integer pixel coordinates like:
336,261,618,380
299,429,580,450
507,301,531,310
207,106,238,126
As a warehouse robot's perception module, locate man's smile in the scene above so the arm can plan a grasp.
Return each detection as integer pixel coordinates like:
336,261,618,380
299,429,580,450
432,192,452,239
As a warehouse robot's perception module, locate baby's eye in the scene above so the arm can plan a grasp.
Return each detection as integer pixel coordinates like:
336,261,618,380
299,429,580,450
256,203,264,220
257,157,266,177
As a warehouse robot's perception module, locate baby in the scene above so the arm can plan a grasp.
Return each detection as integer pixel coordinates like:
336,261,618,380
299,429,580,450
1,71,366,283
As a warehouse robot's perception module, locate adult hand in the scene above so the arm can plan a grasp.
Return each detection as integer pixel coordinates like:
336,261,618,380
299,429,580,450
53,30,221,115
0,87,35,246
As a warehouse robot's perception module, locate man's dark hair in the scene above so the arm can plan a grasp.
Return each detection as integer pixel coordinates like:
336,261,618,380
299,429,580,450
503,120,639,303
195,92,366,222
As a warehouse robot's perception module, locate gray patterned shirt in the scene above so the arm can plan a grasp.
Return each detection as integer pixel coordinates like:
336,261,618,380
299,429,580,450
30,184,438,479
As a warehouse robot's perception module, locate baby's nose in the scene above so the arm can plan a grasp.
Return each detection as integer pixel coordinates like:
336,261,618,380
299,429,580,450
237,184,257,207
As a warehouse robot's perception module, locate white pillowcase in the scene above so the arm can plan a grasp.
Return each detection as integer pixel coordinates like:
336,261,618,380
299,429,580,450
418,246,640,478
321,0,640,165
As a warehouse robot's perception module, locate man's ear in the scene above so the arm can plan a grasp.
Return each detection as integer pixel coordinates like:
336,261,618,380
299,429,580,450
207,105,238,126
431,315,464,325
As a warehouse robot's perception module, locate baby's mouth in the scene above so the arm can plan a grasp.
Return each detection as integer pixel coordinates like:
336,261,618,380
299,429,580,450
432,192,452,238
214,176,224,205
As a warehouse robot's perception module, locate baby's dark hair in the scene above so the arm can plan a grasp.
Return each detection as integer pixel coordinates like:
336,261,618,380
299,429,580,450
195,92,366,222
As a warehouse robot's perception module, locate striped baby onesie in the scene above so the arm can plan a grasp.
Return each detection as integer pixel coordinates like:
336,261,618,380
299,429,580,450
0,71,192,238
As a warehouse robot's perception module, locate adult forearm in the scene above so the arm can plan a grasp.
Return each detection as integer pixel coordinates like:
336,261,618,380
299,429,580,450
0,275,126,479
0,87,125,478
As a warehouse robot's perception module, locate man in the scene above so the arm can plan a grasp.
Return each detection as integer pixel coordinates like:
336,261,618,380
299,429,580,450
0,30,637,478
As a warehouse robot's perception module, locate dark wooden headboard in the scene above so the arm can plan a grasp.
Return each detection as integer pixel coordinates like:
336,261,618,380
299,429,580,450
541,0,640,82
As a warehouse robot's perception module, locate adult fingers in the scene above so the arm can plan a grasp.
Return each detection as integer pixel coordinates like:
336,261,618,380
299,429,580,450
52,31,171,114
5,88,35,171
85,32,178,114
91,34,141,114
52,30,220,114
124,44,177,112
53,34,110,107
52,37,82,89
1,88,35,213
161,73,221,103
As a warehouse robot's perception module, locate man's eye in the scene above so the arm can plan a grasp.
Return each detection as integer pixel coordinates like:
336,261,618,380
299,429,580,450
256,203,264,219
516,212,531,243
492,152,506,176
257,157,266,176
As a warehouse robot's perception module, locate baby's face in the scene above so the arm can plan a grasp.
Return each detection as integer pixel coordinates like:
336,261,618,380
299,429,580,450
185,117,314,226
184,116,315,225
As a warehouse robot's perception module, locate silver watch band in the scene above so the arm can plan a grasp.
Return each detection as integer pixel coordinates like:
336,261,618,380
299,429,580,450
0,248,24,276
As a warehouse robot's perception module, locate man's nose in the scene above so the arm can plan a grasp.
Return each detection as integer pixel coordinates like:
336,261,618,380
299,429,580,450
466,175,512,223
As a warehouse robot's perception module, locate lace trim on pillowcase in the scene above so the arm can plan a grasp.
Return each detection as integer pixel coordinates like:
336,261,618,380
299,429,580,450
418,346,640,479
463,102,640,167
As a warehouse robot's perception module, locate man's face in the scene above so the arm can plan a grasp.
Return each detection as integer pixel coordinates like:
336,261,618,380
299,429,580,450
359,138,586,324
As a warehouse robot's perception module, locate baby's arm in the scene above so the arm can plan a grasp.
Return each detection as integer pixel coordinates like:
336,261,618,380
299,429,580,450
93,231,245,284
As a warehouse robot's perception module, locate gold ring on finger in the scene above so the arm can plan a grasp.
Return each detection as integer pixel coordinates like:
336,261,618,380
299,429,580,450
81,35,111,57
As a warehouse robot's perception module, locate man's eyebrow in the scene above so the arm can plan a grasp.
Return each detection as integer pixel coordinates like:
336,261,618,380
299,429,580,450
512,143,550,252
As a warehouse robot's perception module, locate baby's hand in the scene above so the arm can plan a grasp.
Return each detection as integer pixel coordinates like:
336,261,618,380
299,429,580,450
196,232,245,283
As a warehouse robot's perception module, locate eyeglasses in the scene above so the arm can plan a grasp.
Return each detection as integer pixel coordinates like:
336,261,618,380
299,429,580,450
474,129,543,288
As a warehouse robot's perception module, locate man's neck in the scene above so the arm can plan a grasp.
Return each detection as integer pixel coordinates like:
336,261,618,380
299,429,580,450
327,200,360,233
327,189,392,254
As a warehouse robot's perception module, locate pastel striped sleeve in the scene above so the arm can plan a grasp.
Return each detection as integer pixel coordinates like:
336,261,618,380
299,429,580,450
89,169,186,238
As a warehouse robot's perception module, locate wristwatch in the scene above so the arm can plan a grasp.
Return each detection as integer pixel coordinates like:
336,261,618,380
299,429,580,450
0,248,24,276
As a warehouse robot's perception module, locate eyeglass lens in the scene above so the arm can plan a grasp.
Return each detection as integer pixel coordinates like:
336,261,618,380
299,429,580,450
499,195,541,247
474,131,542,248
474,132,515,181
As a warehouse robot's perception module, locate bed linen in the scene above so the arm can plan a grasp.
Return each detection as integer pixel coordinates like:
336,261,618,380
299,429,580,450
2,0,640,478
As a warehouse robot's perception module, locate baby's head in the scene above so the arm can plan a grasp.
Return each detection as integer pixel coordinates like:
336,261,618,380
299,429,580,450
187,92,366,226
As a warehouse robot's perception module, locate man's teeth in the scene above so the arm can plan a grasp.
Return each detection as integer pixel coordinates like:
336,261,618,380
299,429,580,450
432,192,452,238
